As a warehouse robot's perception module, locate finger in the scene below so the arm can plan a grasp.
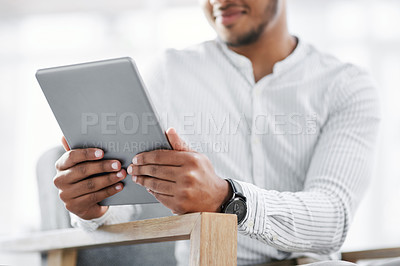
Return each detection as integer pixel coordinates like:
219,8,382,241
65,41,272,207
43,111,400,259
166,127,192,151
56,148,104,170
147,189,178,212
129,164,180,182
65,201,109,220
135,176,175,196
133,150,190,166
72,182,124,207
79,205,109,221
56,160,121,185
68,160,121,183
61,170,127,200
61,136,71,151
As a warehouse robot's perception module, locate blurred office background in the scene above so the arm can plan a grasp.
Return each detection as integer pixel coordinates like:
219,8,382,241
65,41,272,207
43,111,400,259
0,0,399,265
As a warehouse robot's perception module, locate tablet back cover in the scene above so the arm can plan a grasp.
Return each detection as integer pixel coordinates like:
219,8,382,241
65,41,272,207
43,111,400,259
36,57,171,205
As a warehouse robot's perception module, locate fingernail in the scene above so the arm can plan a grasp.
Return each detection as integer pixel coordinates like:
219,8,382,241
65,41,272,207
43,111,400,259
116,171,123,178
95,150,103,158
132,175,137,182
111,162,119,170
132,157,138,165
127,165,132,175
115,184,122,191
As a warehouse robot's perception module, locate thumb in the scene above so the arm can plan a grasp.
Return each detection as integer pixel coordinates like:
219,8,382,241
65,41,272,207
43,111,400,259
61,136,71,151
166,127,191,151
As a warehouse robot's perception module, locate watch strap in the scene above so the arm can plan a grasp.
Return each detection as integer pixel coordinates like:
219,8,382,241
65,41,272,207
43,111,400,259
221,179,247,224
226,178,245,199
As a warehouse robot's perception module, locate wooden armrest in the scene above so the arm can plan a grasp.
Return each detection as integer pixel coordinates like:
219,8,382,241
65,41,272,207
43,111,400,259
342,247,400,263
0,212,237,266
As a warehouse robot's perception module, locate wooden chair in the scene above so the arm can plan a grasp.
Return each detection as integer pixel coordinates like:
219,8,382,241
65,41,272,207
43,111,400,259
3,211,400,266
0,212,237,266
342,247,400,264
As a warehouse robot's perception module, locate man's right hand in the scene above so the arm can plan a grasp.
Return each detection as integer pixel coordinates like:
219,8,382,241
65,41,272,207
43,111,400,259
54,137,126,220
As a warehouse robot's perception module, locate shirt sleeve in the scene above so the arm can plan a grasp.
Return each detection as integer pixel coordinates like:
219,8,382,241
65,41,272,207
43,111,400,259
236,68,381,254
70,205,142,231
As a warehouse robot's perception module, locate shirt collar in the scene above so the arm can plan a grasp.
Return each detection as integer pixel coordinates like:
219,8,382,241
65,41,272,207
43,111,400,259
215,37,308,77
272,37,308,75
216,37,253,70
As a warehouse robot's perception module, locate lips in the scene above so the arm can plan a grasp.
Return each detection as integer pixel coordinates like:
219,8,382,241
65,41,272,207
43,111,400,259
214,7,247,26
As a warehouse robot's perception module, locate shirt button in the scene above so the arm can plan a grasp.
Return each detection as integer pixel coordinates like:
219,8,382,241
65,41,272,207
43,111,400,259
247,220,254,228
270,235,278,242
252,136,260,145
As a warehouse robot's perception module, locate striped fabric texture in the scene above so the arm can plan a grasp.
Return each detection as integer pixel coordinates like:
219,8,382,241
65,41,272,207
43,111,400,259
72,38,381,265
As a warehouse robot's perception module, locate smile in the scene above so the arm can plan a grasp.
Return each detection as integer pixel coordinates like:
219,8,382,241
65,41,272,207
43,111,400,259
214,7,247,26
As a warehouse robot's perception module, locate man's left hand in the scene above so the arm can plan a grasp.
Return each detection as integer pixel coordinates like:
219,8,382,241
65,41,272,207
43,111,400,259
127,128,231,215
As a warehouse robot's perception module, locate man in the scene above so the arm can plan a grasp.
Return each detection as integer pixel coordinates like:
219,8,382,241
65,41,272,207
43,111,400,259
54,0,380,265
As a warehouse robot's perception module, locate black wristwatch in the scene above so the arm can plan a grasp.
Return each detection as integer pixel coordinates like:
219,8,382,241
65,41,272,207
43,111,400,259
221,179,247,224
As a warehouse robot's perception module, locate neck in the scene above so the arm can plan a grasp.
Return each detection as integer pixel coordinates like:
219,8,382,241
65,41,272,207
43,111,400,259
228,5,297,82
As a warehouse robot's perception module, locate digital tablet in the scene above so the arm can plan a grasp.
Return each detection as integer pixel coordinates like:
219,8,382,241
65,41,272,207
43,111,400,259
36,57,171,206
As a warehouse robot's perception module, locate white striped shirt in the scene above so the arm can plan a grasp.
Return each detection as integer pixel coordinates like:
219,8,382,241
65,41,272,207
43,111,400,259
72,38,380,265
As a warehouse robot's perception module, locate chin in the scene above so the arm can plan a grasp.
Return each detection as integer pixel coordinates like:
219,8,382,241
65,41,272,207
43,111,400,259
218,34,243,47
216,25,249,45
217,29,238,43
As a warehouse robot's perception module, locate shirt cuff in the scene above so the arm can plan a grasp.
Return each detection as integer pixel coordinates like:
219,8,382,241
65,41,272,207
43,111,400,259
235,180,272,240
70,205,142,231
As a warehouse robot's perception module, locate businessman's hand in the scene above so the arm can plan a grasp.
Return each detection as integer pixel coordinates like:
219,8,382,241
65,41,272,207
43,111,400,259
54,137,126,220
127,128,231,215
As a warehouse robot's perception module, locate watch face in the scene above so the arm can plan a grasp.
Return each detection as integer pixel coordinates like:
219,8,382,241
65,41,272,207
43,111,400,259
225,198,247,223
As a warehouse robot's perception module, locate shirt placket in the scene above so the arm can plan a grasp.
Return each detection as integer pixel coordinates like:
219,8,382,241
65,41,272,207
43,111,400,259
250,85,265,187
250,80,270,189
